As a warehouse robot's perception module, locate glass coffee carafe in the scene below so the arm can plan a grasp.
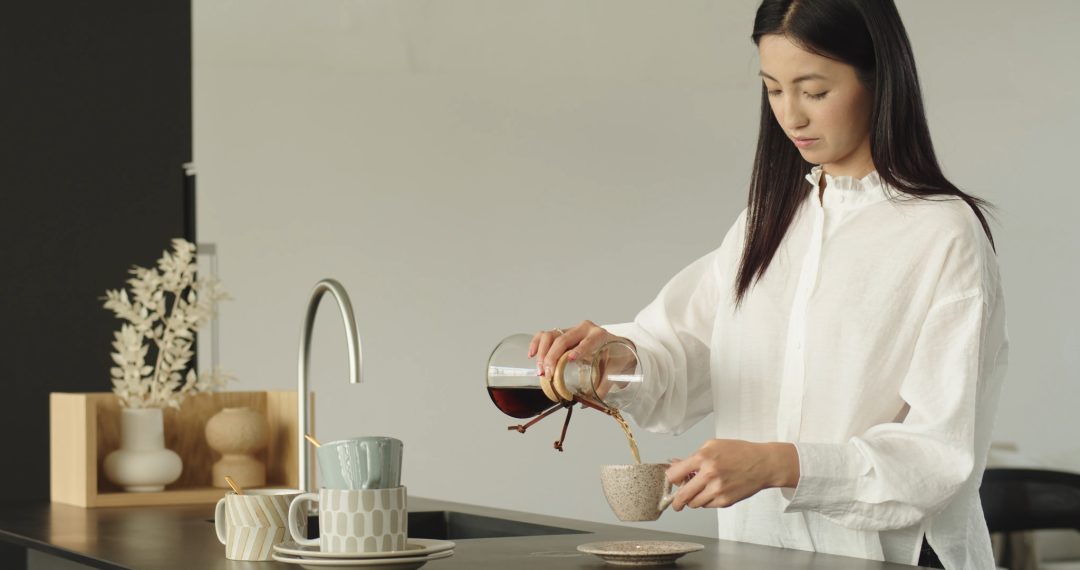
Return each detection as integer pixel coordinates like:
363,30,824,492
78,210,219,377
485,333,643,453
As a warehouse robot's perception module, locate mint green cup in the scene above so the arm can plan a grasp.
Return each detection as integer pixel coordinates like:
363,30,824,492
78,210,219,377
316,436,403,490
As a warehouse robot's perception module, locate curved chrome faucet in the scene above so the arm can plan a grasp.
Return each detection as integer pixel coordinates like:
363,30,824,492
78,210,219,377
298,278,363,493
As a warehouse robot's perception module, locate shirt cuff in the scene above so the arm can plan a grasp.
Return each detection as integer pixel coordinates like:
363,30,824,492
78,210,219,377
781,440,869,517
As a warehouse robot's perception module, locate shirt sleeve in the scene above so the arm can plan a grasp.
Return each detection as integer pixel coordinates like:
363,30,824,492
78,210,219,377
599,210,746,436
780,287,1007,531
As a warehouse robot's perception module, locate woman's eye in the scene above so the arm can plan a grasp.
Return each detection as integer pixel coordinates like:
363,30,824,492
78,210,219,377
767,90,781,96
807,91,828,100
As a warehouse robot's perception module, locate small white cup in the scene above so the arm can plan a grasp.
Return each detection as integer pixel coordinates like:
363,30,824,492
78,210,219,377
288,487,408,553
214,488,306,561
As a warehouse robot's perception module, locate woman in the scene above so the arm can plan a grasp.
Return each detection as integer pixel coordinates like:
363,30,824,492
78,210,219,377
530,1,1008,568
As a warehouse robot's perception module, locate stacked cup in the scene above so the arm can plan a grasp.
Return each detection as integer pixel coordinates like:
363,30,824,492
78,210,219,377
288,436,407,553
272,436,454,567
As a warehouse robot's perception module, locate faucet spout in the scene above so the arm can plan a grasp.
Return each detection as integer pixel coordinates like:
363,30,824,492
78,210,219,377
298,278,362,493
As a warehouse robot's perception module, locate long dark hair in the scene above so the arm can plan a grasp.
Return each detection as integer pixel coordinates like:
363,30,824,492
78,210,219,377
736,0,995,305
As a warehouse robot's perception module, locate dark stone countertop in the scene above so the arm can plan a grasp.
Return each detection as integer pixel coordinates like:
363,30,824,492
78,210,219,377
0,497,936,569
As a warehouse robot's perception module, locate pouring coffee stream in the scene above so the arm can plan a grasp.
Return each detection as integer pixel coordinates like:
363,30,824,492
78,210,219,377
608,409,642,465
486,333,643,463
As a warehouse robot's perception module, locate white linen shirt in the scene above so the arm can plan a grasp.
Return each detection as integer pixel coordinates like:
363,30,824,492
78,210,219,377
602,165,1009,570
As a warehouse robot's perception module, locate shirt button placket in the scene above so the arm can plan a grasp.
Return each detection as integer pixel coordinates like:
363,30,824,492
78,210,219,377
776,207,825,443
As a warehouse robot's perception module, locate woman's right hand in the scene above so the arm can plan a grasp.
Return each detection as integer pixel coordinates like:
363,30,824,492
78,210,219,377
528,321,636,393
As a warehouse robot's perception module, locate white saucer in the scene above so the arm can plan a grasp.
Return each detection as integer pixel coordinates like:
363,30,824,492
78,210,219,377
274,539,456,560
272,549,454,570
577,540,704,566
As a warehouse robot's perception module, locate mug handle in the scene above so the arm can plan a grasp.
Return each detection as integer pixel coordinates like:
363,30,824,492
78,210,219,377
214,498,228,545
658,479,677,513
288,493,320,547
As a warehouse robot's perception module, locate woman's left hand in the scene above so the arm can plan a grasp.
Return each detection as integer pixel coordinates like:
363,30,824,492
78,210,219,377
665,440,800,511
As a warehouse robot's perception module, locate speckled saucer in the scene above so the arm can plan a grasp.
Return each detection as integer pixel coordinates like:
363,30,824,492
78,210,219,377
577,541,704,566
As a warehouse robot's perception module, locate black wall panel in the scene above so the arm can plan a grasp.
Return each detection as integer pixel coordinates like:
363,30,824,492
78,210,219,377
0,5,192,560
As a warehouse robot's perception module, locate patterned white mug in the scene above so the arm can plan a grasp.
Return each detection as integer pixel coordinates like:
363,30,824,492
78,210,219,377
288,487,407,553
214,488,306,561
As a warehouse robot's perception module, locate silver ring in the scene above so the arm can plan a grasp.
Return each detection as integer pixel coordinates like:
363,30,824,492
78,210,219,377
552,328,566,335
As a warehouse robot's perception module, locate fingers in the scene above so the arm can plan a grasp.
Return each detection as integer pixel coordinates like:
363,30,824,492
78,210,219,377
528,332,542,358
665,455,699,512
533,331,559,375
567,327,606,362
688,480,726,509
541,321,593,377
529,321,610,380
666,456,698,484
671,469,709,512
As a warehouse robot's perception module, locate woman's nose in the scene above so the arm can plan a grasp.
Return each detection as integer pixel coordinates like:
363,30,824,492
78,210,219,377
781,97,808,131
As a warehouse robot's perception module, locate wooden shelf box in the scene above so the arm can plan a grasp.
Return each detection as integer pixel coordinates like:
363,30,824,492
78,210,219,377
50,391,313,508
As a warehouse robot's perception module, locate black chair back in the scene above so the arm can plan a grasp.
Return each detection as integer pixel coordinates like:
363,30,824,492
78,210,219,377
980,468,1080,533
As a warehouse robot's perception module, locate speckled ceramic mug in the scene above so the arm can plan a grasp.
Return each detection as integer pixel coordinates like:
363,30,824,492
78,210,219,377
600,464,677,522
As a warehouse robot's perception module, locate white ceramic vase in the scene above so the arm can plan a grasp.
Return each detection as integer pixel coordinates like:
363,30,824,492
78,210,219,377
103,407,183,492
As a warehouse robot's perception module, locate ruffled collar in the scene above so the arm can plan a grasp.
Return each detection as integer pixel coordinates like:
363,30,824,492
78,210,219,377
804,164,891,209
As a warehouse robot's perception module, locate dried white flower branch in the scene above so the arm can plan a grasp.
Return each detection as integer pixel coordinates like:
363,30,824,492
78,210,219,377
102,238,234,409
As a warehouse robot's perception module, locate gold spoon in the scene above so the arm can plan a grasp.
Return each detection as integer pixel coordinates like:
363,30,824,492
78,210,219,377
304,434,322,448
224,476,243,495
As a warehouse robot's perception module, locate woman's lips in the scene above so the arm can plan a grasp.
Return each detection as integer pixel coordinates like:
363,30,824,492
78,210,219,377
793,137,818,149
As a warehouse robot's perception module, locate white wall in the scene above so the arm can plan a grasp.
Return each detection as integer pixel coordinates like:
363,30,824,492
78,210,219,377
193,0,1080,538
